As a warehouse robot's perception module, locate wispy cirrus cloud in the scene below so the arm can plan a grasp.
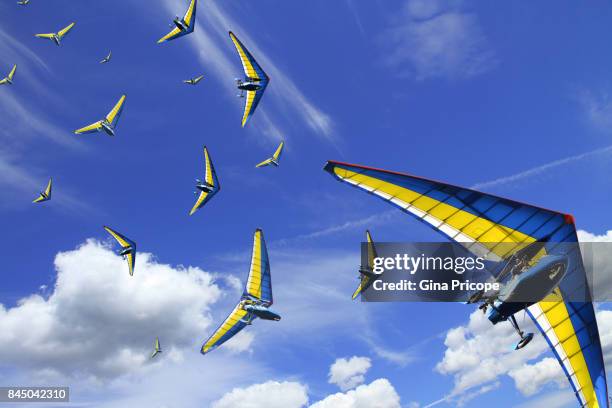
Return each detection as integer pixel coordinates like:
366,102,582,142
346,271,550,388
382,0,497,80
575,88,612,133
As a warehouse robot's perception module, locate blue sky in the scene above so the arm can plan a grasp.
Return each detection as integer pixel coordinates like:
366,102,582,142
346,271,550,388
2,0,612,407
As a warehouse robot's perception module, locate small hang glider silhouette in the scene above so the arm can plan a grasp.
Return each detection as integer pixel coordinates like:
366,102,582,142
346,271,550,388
99,51,112,64
189,146,220,216
32,177,52,203
158,0,197,43
17,0,30,5
256,141,284,168
201,229,280,355
229,31,269,127
151,337,162,359
104,226,136,276
0,65,17,85
183,74,204,85
35,22,75,46
352,230,379,300
75,95,126,136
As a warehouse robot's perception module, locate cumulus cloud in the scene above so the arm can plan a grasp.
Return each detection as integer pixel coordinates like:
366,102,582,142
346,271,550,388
328,356,372,391
0,239,224,379
508,358,566,396
311,378,401,408
383,0,496,80
212,381,309,408
435,308,550,396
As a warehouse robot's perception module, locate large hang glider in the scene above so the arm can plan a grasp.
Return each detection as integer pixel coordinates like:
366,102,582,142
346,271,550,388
104,226,136,276
256,141,284,168
352,230,379,300
201,229,280,355
189,146,220,216
229,31,269,127
35,22,75,46
75,95,126,136
0,64,17,85
32,177,52,203
324,160,609,408
158,0,197,43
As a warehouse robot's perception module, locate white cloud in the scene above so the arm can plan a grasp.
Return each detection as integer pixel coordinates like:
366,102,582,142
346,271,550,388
435,308,551,397
575,88,612,132
212,381,309,408
310,378,401,408
328,356,372,391
0,239,222,379
508,358,566,396
384,0,496,80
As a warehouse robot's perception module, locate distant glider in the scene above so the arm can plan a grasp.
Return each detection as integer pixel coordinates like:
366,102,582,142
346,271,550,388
0,64,17,85
75,95,126,136
151,337,162,359
256,141,284,168
324,160,610,408
352,230,379,300
229,31,269,127
189,146,220,216
32,177,52,203
158,0,197,43
183,74,204,85
100,51,112,64
17,0,30,5
104,226,136,276
35,22,75,46
201,229,280,355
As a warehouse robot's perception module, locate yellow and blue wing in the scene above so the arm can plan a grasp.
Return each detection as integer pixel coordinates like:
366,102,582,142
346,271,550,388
43,177,52,198
58,22,75,39
74,120,103,134
352,230,377,300
244,229,273,305
255,158,273,168
229,32,269,127
324,161,609,408
201,303,249,355
104,226,136,276
189,147,220,216
182,0,197,27
272,141,284,161
157,0,196,43
35,33,55,39
105,95,126,127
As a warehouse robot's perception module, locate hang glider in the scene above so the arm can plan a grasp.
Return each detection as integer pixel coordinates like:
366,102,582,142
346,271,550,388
0,64,17,85
158,0,197,43
201,229,279,355
17,0,30,5
256,141,284,168
189,146,220,216
151,337,162,359
32,177,52,203
35,22,75,46
75,95,126,136
100,51,112,64
104,226,136,276
352,230,379,300
229,31,269,127
184,74,204,85
324,160,609,408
